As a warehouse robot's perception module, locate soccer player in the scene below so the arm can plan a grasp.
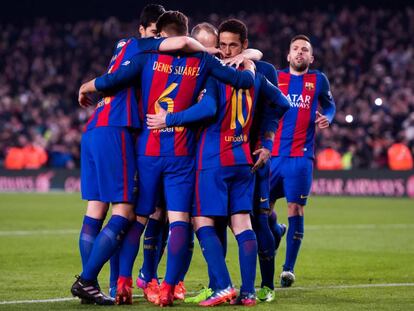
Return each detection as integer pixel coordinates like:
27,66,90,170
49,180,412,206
146,18,290,306
78,11,256,307
136,21,265,304
70,5,215,305
264,34,336,288
106,4,166,301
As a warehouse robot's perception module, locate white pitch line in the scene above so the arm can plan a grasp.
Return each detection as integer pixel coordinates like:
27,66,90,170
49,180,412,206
275,283,414,291
1,224,413,237
1,283,414,305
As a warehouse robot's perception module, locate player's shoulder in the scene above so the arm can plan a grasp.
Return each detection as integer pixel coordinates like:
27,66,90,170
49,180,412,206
308,69,330,85
276,68,290,75
255,60,276,73
114,37,135,50
202,52,225,64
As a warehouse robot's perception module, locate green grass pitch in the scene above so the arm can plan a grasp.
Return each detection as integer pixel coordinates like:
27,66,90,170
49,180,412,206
0,193,413,310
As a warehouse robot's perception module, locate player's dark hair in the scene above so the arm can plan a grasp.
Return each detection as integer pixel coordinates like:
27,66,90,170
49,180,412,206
290,34,312,46
191,22,218,38
139,4,165,28
218,19,248,43
156,11,189,36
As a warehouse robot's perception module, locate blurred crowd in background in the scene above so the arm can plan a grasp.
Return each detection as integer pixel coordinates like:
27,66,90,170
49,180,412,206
1,6,413,170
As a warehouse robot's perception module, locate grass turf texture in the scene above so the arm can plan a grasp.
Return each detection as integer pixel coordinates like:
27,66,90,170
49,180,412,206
0,194,413,310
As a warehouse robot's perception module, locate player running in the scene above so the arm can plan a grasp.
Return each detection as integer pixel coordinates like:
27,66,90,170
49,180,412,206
258,34,336,289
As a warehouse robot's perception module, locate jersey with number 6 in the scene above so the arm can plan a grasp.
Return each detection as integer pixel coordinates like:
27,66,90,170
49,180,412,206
94,51,254,157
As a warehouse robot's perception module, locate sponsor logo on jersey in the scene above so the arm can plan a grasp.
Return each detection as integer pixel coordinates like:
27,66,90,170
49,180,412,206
286,94,312,109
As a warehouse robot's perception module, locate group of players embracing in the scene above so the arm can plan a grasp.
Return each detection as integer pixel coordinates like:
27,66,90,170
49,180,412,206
71,3,335,307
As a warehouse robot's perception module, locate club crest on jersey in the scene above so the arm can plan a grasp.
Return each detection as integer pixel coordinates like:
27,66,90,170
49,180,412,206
305,82,315,90
117,41,127,49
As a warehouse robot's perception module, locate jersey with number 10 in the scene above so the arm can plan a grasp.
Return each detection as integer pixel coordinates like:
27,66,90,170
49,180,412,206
196,72,289,170
95,51,254,157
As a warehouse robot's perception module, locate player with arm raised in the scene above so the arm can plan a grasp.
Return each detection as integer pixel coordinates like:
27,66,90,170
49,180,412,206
147,18,289,306
70,4,219,305
78,11,255,307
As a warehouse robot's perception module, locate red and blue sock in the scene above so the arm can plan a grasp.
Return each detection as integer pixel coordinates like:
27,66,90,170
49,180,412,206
178,227,194,283
283,215,304,272
109,248,120,289
81,215,130,281
119,220,145,278
253,213,275,289
79,216,104,269
141,218,163,282
164,221,190,285
269,210,284,250
196,226,231,290
208,218,228,290
236,229,258,294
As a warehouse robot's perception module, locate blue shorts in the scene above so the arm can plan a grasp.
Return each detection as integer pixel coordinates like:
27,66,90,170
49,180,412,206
193,165,255,217
253,161,271,210
136,156,194,216
81,127,137,203
269,157,313,206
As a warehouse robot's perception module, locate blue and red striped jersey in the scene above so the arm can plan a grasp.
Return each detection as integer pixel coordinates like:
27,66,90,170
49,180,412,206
250,61,279,150
95,51,254,157
83,37,164,132
272,69,336,158
182,72,289,170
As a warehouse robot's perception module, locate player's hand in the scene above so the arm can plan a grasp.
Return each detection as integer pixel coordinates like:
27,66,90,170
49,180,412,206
223,54,244,68
206,47,224,58
242,59,256,74
315,111,330,129
78,80,97,108
251,147,271,172
78,89,94,108
146,107,168,129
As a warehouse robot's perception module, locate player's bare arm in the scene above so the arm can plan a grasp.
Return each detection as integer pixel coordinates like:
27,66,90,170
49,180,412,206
223,48,263,68
160,36,223,56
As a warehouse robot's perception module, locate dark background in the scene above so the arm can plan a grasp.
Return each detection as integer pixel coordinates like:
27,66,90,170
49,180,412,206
2,0,412,22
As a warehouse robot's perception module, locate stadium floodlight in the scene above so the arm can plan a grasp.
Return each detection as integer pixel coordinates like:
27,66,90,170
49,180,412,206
374,98,383,106
345,114,353,123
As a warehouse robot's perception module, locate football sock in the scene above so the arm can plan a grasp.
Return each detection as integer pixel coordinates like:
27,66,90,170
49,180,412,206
215,217,228,257
119,220,145,277
208,218,228,290
178,227,194,283
284,215,304,272
109,248,120,289
164,221,190,285
236,229,258,294
269,210,284,250
196,226,231,290
254,213,276,289
79,216,104,268
156,221,169,265
81,215,130,281
141,218,163,282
